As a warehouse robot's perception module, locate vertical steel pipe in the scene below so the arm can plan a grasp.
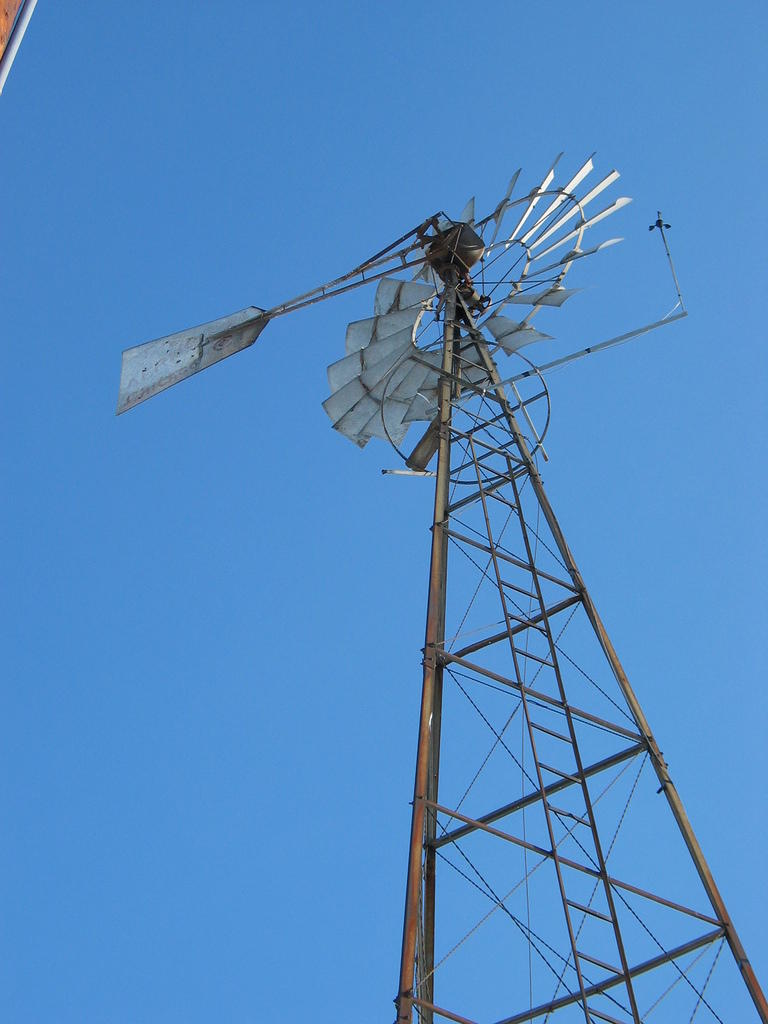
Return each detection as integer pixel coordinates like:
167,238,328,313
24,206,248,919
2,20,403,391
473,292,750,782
396,274,457,1024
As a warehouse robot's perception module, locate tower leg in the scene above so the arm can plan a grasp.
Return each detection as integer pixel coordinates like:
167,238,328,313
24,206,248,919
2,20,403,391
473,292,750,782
396,277,457,1024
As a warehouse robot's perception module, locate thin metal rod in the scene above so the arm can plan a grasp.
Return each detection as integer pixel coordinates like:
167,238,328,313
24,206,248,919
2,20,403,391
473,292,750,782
508,311,688,382
473,338,768,1023
263,217,438,321
441,651,642,741
443,525,577,592
412,998,478,1024
396,274,457,1024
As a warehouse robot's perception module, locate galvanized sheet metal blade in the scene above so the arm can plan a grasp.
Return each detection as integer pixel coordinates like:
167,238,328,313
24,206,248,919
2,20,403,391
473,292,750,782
116,307,268,414
519,154,595,246
458,196,476,225
327,349,364,393
404,390,439,423
485,315,553,353
367,357,417,402
406,390,438,419
374,278,436,317
528,170,621,252
345,307,424,355
507,286,581,308
326,295,434,444
328,325,417,396
504,153,563,243
322,377,367,425
333,393,381,444
327,346,436,445
390,355,439,401
531,237,623,276
532,196,632,261
360,398,411,444
327,332,412,394
485,169,522,247
360,342,413,393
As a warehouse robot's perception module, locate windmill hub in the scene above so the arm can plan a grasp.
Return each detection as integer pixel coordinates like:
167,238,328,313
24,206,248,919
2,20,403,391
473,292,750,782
425,221,485,279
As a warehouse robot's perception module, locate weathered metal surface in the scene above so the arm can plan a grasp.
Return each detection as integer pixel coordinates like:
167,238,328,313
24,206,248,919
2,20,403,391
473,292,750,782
485,316,553,353
518,155,594,246
396,276,457,1024
405,417,440,471
0,1,24,59
116,307,268,414
426,222,485,277
507,286,580,307
533,195,632,260
527,169,621,253
374,278,436,317
323,280,437,446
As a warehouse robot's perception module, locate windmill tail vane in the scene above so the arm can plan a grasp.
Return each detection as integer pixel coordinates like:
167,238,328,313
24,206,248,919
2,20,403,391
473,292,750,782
115,213,441,415
114,155,766,1023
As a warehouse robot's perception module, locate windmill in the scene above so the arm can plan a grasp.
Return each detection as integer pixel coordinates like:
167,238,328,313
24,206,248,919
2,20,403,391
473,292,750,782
116,155,766,1024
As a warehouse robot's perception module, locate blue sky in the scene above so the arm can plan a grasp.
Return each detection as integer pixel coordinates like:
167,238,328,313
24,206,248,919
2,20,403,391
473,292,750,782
1,2,766,1021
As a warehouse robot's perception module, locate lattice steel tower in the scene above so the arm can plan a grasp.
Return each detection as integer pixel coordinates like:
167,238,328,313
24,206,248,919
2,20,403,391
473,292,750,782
116,155,766,1024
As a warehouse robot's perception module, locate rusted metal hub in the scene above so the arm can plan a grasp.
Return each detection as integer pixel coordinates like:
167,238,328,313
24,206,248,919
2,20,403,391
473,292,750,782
425,222,485,280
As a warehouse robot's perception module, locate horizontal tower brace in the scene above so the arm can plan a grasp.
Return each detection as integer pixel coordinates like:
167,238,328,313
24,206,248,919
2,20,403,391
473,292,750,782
448,425,527,466
451,596,580,658
493,926,726,1024
411,928,725,1024
431,743,644,847
440,651,641,741
422,798,720,926
447,478,509,515
444,526,579,594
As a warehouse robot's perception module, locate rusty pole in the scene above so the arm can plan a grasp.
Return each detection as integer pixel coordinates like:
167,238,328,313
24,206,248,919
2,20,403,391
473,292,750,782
474,339,768,1024
396,273,457,1024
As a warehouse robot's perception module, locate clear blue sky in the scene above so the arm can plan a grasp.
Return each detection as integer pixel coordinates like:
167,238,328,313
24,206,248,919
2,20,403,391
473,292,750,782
1,2,766,1021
